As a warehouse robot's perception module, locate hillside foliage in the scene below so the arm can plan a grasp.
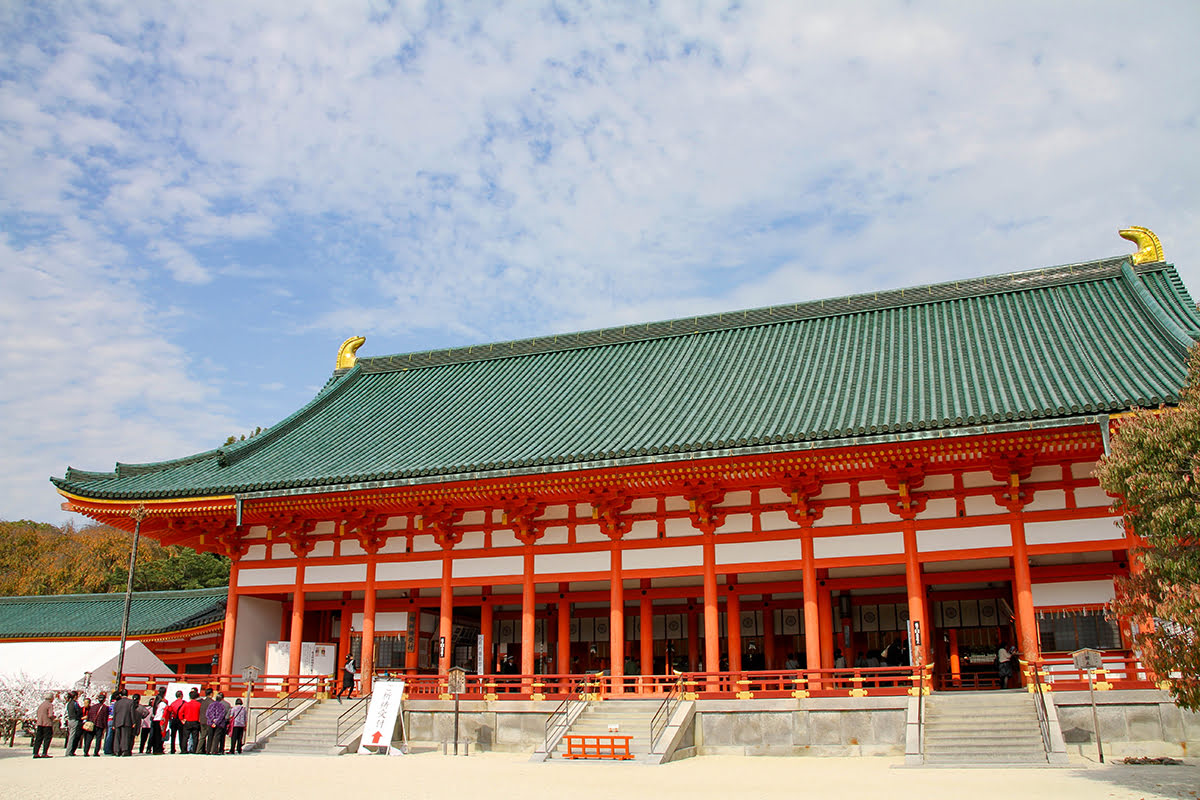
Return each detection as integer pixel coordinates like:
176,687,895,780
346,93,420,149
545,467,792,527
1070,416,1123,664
0,519,229,596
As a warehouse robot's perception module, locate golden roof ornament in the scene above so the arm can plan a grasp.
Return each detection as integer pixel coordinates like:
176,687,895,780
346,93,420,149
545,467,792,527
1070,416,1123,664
336,336,366,369
1119,226,1164,264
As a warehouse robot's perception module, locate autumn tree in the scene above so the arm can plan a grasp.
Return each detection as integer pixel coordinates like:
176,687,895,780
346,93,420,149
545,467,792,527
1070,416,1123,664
1096,344,1200,710
0,520,229,596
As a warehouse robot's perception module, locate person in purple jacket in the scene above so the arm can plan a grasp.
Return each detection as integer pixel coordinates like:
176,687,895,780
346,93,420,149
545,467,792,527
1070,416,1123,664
204,692,231,755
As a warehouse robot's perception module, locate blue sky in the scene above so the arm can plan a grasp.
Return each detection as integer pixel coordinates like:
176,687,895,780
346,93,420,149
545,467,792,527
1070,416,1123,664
2,1,1198,524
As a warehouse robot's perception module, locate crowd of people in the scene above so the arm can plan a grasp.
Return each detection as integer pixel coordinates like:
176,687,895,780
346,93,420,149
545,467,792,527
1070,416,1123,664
31,686,249,759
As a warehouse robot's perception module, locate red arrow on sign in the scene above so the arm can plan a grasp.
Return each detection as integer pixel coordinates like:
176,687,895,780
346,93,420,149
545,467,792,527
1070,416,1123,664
371,731,383,744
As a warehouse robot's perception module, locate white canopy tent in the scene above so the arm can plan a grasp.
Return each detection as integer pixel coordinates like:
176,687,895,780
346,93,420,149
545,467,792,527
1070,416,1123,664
0,640,171,691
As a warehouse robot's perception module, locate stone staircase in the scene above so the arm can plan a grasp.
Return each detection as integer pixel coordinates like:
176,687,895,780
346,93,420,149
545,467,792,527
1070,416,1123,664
922,691,1049,766
252,700,348,756
547,699,663,763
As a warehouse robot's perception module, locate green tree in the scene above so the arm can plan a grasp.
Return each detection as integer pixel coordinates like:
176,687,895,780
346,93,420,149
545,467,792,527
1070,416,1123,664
0,521,229,596
1096,344,1200,710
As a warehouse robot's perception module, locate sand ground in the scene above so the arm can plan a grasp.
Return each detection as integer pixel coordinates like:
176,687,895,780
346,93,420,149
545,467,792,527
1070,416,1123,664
1,745,1196,800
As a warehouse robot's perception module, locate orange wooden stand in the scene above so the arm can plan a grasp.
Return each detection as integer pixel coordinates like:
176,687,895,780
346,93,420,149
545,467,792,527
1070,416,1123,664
563,734,634,760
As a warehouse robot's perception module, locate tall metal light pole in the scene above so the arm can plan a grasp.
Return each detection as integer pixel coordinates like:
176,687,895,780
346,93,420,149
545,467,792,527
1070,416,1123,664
114,504,149,692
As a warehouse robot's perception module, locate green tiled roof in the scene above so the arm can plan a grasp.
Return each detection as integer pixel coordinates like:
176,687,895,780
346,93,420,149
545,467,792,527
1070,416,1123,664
53,257,1200,501
0,588,227,639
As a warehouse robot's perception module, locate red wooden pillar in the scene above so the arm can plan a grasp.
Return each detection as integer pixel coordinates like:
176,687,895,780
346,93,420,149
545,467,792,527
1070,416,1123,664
438,548,454,674
481,598,494,674
687,605,700,671
902,519,930,666
727,589,742,673
818,582,834,669
703,530,720,674
801,529,821,682
557,591,570,677
639,588,652,678
762,596,775,669
609,541,625,691
218,564,240,689
337,592,351,680
287,562,306,691
1010,513,1039,661
521,545,536,677
361,560,377,690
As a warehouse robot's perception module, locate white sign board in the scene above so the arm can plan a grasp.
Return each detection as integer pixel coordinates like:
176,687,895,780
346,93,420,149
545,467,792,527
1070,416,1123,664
357,679,406,755
164,682,201,702
1072,648,1104,671
264,641,337,690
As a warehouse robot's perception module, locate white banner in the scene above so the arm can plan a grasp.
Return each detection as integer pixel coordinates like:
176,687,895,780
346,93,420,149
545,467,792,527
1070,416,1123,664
357,679,406,755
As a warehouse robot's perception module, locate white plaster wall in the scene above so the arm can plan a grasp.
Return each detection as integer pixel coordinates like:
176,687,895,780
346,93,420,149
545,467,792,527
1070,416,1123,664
759,510,795,532
340,539,365,557
237,566,296,587
917,525,1011,552
459,510,487,525
816,482,851,500
759,487,789,504
243,545,267,561
244,525,269,539
309,540,335,558
541,526,569,545
916,498,956,520
857,480,890,497
814,506,853,527
351,611,407,632
452,556,523,580
964,494,1005,515
575,524,607,544
535,551,610,575
1025,518,1124,545
305,563,368,584
963,471,1001,487
859,503,893,524
625,520,657,540
664,496,689,511
271,544,292,560
1031,579,1115,607
1028,465,1061,483
716,513,753,534
1024,489,1067,512
664,517,696,537
457,531,486,550
628,497,657,513
232,596,282,673
716,539,803,565
1071,462,1097,480
621,545,703,571
492,530,520,548
410,534,439,552
379,537,407,554
813,532,903,559
538,504,571,520
717,490,752,507
376,560,442,582
1075,486,1115,508
922,474,955,491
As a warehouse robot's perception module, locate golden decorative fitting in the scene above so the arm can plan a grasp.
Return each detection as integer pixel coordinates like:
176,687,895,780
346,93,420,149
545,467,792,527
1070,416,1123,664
336,335,366,369
853,688,870,697
1119,226,1164,264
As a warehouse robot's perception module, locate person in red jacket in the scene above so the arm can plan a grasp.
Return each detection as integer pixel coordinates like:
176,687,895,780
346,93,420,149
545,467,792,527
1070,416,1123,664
178,690,202,754
166,690,186,754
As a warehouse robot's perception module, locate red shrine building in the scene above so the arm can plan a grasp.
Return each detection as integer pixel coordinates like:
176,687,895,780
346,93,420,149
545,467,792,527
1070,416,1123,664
53,228,1197,695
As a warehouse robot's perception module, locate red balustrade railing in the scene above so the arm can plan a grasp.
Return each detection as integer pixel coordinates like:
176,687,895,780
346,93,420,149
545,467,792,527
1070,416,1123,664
1027,654,1159,691
117,665,926,701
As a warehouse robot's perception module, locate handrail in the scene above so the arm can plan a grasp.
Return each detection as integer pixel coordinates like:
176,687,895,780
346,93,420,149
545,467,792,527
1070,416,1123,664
648,672,684,753
1025,658,1054,758
336,694,371,746
248,675,323,743
544,676,589,745
915,662,928,758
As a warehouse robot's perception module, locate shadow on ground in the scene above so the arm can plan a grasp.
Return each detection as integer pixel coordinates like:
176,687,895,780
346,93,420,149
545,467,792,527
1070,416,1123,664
1072,763,1200,800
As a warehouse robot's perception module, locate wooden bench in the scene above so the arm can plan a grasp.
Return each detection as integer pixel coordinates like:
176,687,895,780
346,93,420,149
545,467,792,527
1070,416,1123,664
562,734,634,760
